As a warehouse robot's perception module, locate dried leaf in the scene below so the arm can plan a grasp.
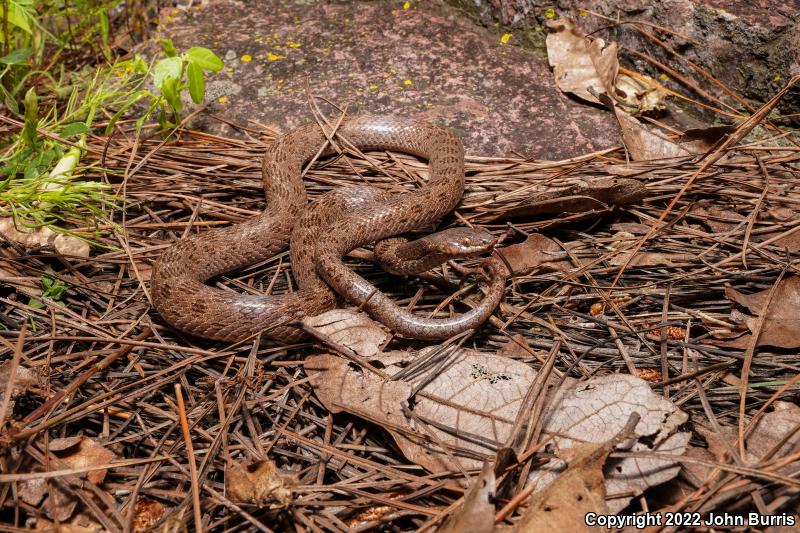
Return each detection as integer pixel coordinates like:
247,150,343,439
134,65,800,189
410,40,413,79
545,19,608,104
303,309,389,357
308,352,688,512
487,177,646,224
226,459,297,509
614,73,667,113
438,461,496,533
0,360,39,400
21,438,116,522
545,18,666,111
603,95,689,161
496,234,570,276
0,218,89,257
530,374,690,512
34,516,102,532
49,436,117,485
678,125,735,153
307,350,536,472
497,334,535,358
746,401,800,463
512,442,610,533
724,277,800,348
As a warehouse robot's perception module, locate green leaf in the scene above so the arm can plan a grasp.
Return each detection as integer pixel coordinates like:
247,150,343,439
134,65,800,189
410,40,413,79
161,38,178,58
152,56,182,89
99,11,109,44
161,76,182,116
186,62,205,104
185,47,223,71
2,2,33,34
60,121,89,138
22,87,38,147
0,84,19,115
0,47,32,65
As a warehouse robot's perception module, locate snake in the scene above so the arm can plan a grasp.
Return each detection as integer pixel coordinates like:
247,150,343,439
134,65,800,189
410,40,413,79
151,116,507,343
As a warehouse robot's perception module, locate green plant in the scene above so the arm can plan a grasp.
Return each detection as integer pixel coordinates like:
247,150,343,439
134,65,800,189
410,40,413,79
150,38,223,130
28,267,68,309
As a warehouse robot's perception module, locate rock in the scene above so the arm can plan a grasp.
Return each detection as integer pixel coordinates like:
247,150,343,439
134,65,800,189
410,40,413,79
459,0,800,118
156,0,619,158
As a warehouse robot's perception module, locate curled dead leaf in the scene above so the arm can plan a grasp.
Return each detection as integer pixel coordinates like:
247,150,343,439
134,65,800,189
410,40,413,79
495,234,571,276
49,436,117,485
545,18,666,111
724,276,800,348
512,442,611,533
226,459,297,509
438,461,496,533
303,309,389,358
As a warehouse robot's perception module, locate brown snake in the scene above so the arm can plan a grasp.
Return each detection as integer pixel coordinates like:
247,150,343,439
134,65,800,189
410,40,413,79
151,116,507,342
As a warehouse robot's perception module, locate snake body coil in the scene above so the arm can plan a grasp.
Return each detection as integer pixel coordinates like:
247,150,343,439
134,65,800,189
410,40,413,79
151,116,505,342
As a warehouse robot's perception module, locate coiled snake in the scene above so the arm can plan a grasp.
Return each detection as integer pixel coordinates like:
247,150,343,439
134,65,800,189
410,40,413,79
151,116,507,342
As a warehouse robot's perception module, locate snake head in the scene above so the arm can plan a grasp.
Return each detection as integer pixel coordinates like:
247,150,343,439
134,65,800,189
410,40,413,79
426,227,497,258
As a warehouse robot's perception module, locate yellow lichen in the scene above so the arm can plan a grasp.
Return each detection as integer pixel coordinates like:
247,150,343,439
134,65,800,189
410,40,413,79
544,7,556,19
240,54,252,62
403,79,413,86
267,52,286,61
369,84,380,90
659,73,670,81
286,40,302,48
402,1,410,8
218,96,228,103
500,33,512,44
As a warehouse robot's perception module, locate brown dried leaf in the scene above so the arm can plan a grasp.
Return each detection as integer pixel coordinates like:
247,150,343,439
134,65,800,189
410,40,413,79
724,277,800,348
50,436,117,485
438,461,496,533
746,401,800,463
20,438,116,521
545,19,609,104
307,350,536,472
308,352,688,512
678,125,735,153
226,459,297,509
691,204,744,233
530,374,690,513
496,234,570,276
489,177,646,224
497,334,535,358
34,516,102,532
545,18,666,111
0,360,39,400
303,309,389,357
512,442,610,533
603,96,690,161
